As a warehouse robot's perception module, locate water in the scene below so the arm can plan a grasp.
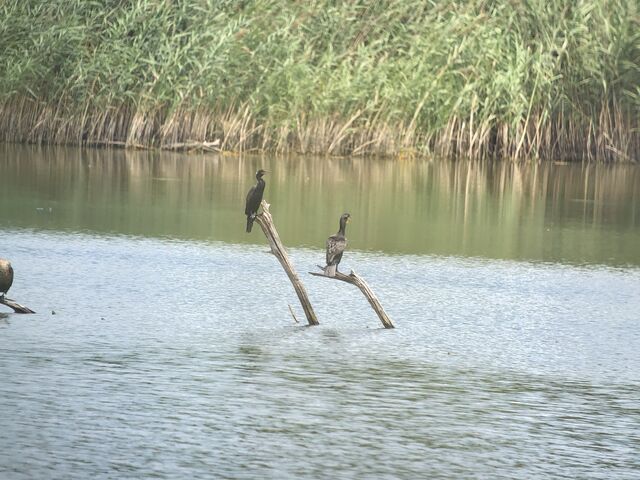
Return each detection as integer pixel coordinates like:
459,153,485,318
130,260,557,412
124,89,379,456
1,145,639,479
1,145,639,264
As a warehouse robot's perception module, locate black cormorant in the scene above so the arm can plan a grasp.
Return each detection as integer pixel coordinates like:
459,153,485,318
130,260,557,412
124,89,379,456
324,213,351,277
0,259,13,299
245,169,267,232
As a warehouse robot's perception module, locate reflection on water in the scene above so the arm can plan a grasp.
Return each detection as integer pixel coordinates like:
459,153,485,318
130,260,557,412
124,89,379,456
1,144,639,265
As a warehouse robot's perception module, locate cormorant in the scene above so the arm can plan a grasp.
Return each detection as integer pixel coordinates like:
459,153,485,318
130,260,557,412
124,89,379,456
245,169,267,232
0,258,13,299
324,213,350,277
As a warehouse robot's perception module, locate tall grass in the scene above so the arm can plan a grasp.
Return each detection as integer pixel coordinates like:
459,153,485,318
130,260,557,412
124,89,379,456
0,0,638,160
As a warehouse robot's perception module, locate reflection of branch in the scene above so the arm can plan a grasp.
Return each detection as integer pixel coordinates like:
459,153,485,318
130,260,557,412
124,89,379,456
310,267,395,329
255,200,319,326
0,296,35,314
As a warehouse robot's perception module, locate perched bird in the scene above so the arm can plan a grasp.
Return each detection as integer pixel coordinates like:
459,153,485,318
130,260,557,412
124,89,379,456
245,169,267,232
324,213,351,277
0,258,14,299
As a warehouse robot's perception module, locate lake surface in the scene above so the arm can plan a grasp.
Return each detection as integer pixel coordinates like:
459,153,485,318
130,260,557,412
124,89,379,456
1,145,639,479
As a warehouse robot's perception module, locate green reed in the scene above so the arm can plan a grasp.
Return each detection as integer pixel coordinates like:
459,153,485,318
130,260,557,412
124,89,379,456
0,0,638,160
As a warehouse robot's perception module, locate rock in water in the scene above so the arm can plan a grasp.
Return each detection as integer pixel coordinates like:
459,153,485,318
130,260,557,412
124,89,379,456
0,259,14,296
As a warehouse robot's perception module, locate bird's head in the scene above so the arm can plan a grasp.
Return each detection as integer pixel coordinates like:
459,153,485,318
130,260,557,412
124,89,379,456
256,169,268,179
341,213,351,225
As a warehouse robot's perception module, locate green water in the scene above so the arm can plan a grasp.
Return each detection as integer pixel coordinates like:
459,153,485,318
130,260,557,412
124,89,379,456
1,144,638,265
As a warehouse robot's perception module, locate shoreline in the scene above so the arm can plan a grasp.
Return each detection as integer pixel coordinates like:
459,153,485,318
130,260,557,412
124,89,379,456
1,98,637,162
2,1,638,163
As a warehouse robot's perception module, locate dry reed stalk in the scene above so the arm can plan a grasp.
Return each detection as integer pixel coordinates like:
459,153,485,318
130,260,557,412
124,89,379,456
0,94,637,161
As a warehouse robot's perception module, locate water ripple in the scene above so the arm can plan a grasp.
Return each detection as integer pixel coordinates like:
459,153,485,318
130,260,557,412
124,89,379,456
1,231,639,479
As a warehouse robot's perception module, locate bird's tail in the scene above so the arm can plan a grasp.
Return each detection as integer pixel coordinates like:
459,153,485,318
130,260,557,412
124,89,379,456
325,264,337,277
246,215,254,233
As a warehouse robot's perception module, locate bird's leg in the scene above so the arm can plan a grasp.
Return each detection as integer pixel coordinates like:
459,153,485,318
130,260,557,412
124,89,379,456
315,265,330,276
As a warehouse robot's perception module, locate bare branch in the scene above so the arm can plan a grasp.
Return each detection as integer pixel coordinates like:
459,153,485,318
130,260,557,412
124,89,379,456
255,200,319,326
0,296,35,314
310,267,395,329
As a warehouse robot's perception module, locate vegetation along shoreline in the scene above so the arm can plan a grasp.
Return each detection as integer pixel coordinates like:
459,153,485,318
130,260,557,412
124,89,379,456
0,1,638,161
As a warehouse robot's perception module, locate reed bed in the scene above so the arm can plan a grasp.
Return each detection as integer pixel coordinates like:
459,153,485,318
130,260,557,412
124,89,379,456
0,0,638,161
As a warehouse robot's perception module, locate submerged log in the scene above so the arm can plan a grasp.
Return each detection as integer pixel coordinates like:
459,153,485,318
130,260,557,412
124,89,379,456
254,200,319,326
0,296,35,314
310,267,395,329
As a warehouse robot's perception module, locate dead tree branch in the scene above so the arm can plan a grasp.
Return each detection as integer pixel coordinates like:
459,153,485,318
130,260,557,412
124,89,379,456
255,200,319,326
0,296,35,314
310,267,395,329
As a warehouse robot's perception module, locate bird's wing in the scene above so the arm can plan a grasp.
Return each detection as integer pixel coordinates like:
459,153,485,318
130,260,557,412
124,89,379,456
245,185,257,215
326,235,347,265
0,262,12,294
